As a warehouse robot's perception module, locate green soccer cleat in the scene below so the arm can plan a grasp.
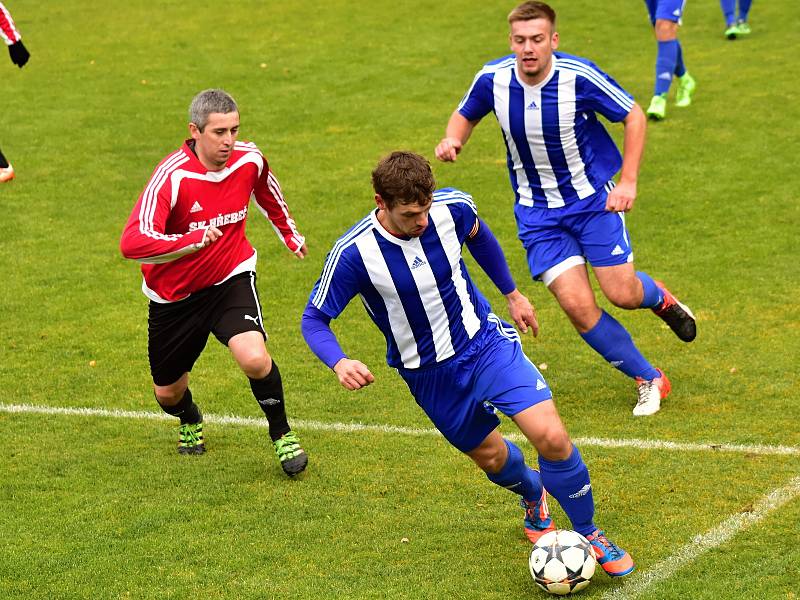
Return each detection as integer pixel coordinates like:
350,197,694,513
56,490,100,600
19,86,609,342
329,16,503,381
646,94,667,120
273,431,308,476
736,21,751,35
675,73,696,108
178,420,205,455
725,24,739,39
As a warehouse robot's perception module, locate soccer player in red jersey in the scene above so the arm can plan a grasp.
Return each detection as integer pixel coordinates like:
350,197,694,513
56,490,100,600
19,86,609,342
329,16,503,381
120,89,308,475
0,2,31,183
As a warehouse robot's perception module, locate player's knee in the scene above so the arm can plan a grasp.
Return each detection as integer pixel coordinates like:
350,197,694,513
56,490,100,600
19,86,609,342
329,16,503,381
559,299,601,331
154,386,184,407
535,428,572,461
606,286,640,310
469,444,507,474
654,20,678,40
239,352,269,379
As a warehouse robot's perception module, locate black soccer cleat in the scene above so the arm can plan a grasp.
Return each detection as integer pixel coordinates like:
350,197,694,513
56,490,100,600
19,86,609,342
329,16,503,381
652,281,696,342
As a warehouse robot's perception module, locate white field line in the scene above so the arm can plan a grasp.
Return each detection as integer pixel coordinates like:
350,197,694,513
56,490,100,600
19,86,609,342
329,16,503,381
601,474,800,600
0,402,798,457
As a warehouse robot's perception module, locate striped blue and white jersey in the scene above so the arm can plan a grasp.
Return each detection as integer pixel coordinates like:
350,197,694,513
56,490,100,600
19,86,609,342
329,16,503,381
458,51,634,209
309,188,492,370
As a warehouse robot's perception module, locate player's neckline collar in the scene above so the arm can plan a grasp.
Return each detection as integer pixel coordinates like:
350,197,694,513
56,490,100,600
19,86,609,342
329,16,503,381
370,209,420,247
513,58,556,90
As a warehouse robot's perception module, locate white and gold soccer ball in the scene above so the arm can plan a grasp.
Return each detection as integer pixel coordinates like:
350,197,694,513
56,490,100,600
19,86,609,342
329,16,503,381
529,529,596,596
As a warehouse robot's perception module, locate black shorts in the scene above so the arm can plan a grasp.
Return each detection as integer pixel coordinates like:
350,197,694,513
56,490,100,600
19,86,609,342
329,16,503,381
148,272,266,386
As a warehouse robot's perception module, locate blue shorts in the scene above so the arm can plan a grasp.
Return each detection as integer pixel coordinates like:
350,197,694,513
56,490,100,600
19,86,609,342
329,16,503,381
514,188,633,282
644,0,686,24
398,315,552,453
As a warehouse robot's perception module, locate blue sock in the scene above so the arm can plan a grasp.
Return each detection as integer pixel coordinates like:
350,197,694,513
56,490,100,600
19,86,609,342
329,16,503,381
580,311,659,380
720,0,736,25
674,41,686,78
654,40,678,95
738,0,751,21
538,446,596,538
636,271,663,309
486,439,543,503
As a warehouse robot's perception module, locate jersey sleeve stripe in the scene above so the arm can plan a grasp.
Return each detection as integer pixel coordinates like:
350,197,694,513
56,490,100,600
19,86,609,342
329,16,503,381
0,5,21,44
457,57,515,111
311,218,373,308
433,189,477,215
557,59,634,111
138,152,190,242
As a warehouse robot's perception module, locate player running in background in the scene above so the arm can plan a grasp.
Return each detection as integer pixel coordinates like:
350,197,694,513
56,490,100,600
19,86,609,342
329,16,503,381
720,0,753,39
120,89,308,475
0,2,31,183
302,151,635,577
435,1,696,416
642,0,696,120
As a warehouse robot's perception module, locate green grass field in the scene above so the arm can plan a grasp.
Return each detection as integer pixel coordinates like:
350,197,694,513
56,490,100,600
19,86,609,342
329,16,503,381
1,1,798,598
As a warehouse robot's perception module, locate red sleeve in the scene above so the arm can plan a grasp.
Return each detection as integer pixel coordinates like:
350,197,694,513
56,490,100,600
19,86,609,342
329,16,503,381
119,160,206,264
0,3,21,45
251,162,305,254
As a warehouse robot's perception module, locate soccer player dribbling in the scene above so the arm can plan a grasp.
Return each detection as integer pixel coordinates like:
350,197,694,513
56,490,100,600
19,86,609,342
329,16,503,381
120,89,308,475
435,1,696,417
302,151,635,577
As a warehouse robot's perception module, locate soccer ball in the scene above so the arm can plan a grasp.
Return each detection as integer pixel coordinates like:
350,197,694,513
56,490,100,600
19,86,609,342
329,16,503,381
529,529,596,595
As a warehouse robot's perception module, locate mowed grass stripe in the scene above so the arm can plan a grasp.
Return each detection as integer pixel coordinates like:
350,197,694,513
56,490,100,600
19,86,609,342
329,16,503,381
601,475,800,600
2,402,798,457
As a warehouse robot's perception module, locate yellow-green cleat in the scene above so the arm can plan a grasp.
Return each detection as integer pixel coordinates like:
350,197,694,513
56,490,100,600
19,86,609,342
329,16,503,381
178,420,205,455
646,94,667,120
273,431,308,476
725,24,739,39
736,21,751,35
675,73,696,108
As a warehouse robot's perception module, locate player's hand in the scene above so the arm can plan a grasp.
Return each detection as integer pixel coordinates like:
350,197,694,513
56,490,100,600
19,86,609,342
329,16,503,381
605,180,636,213
8,41,30,68
294,243,308,259
506,289,539,337
196,226,223,248
435,137,463,162
333,358,375,390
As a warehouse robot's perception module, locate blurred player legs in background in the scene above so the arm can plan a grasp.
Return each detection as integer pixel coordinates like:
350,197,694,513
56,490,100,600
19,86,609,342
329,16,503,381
720,0,753,39
642,0,696,120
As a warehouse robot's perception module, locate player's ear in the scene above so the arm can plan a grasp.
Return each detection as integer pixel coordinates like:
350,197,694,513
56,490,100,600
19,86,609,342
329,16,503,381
188,122,201,140
375,194,386,211
552,31,559,49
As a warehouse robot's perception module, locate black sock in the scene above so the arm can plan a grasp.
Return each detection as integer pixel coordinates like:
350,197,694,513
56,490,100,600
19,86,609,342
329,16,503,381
156,388,202,424
249,361,290,441
0,148,8,169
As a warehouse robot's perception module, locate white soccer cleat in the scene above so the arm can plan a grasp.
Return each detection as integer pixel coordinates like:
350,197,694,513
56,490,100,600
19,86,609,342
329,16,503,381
0,164,15,183
633,368,671,416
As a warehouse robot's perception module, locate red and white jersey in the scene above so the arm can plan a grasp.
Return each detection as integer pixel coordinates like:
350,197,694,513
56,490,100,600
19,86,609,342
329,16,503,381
0,3,22,45
120,140,305,303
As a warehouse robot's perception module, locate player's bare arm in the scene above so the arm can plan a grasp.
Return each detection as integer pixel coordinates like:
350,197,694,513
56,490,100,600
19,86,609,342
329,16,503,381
506,289,539,337
333,358,375,390
435,112,479,162
606,103,646,213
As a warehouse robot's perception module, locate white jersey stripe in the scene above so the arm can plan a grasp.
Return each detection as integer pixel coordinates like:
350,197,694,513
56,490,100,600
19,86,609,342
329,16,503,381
399,240,455,362
493,68,535,206
458,56,515,112
431,206,481,339
356,233,420,368
523,84,564,208
556,70,596,199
